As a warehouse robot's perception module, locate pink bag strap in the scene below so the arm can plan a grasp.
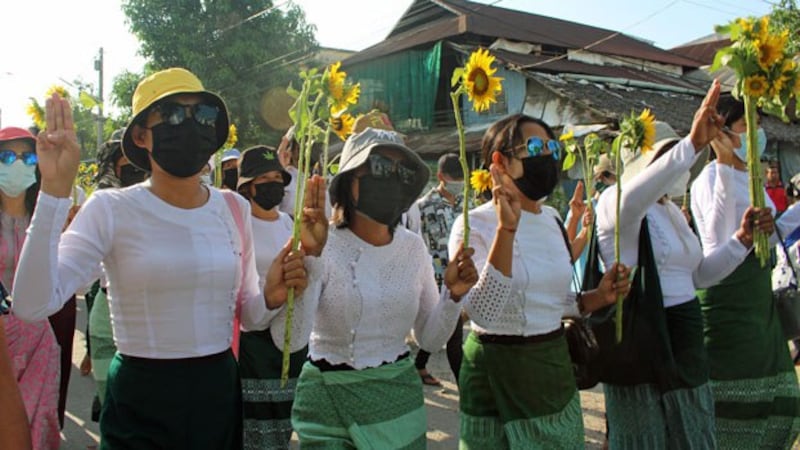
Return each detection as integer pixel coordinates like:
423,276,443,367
222,190,246,359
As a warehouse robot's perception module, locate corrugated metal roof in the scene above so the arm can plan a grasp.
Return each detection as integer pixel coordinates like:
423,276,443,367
670,38,730,66
490,49,703,91
346,0,702,69
530,73,800,141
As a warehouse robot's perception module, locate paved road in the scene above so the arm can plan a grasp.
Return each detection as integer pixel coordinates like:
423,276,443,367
60,302,608,449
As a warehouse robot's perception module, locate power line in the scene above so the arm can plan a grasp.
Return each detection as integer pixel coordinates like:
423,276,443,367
519,0,680,70
680,0,749,17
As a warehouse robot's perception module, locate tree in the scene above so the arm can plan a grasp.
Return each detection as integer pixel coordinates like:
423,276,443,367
121,0,318,146
110,69,145,120
771,0,800,53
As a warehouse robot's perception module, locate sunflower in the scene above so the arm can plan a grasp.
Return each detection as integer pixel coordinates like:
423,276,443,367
755,33,787,71
769,75,787,98
225,124,238,149
470,169,492,194
639,108,656,153
46,85,69,100
463,48,503,113
737,17,754,36
744,74,769,97
330,112,355,141
755,16,770,42
559,130,574,142
327,62,360,115
327,62,346,101
26,101,45,129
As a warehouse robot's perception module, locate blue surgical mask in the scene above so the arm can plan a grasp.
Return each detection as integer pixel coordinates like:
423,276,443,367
733,128,767,162
0,160,36,197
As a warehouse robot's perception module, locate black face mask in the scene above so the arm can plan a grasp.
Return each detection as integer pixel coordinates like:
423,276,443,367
355,175,408,225
252,181,285,211
222,168,238,190
513,155,559,201
150,120,218,178
119,164,147,187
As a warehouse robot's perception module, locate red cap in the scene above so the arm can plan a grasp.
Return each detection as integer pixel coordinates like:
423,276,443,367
0,127,35,145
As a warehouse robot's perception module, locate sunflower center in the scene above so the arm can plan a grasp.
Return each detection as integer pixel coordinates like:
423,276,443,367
471,69,489,95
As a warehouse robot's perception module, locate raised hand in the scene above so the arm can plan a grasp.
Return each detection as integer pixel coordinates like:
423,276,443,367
444,245,479,302
264,240,309,310
690,79,726,151
489,163,521,232
37,93,81,198
300,175,328,256
569,180,587,219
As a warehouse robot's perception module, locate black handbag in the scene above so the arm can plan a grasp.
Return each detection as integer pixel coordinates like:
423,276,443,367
556,218,602,390
774,227,800,340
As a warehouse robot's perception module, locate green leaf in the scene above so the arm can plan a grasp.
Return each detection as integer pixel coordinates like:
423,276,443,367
287,84,300,99
451,68,464,88
79,91,99,110
611,135,622,158
710,47,732,72
562,152,576,171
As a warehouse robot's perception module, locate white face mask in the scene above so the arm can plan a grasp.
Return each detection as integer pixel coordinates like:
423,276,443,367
733,127,767,163
443,180,465,197
667,170,691,199
0,161,36,197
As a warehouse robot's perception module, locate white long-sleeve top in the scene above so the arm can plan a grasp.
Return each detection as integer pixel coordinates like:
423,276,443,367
596,137,749,308
245,212,304,352
13,184,275,359
691,162,800,255
293,226,461,369
448,202,580,336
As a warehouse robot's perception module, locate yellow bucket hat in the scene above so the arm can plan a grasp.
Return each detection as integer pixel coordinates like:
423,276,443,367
122,67,230,171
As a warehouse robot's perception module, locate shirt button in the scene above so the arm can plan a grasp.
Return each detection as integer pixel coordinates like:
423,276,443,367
353,280,358,286
350,329,355,334
349,344,354,349
517,290,523,296
350,261,357,267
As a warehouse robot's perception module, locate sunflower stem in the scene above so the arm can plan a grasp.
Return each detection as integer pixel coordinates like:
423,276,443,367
744,95,769,267
282,80,315,388
214,149,223,189
321,126,331,179
614,138,624,343
450,91,470,248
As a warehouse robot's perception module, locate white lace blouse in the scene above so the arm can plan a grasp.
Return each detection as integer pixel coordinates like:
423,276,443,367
291,226,462,369
448,202,580,336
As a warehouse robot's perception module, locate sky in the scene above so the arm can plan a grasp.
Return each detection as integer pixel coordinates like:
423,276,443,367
0,0,772,129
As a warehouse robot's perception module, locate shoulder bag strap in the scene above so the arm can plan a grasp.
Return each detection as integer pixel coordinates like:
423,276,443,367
222,190,246,359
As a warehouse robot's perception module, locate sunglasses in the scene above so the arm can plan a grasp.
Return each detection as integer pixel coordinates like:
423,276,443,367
153,101,220,127
366,153,416,186
509,136,561,161
0,149,37,166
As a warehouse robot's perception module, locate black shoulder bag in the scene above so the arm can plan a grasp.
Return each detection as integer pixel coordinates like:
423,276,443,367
555,218,602,390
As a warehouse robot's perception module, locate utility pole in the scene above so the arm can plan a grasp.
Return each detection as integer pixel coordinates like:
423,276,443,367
94,47,104,153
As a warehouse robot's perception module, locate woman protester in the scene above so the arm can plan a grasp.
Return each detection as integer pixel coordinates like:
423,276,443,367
12,68,310,449
235,145,307,449
690,93,800,448
288,127,478,448
450,113,631,449
0,126,60,450
86,130,148,411
596,81,763,448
